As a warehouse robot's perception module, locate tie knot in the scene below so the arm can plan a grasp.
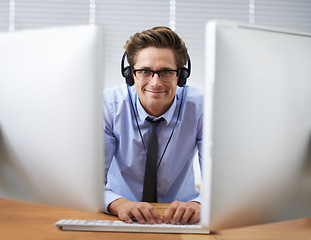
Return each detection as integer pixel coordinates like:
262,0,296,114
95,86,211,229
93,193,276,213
146,117,163,126
146,117,163,134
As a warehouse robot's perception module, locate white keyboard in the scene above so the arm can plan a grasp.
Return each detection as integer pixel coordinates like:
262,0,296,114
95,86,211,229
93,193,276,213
55,219,210,234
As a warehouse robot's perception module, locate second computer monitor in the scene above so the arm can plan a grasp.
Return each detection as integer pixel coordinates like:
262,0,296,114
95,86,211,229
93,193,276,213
202,20,311,230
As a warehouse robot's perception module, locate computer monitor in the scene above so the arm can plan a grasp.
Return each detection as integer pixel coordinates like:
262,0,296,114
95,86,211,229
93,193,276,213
202,20,311,230
0,25,104,212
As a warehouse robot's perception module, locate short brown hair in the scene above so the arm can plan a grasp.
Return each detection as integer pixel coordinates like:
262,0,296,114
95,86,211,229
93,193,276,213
124,26,189,69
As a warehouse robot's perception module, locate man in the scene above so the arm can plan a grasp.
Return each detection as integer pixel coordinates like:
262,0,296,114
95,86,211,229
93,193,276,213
103,26,203,225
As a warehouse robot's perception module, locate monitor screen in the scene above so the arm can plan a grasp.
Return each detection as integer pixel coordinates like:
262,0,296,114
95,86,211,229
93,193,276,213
0,25,104,212
202,20,311,230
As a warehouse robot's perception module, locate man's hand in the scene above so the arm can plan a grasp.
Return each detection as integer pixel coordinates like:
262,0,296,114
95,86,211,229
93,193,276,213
163,201,200,224
108,198,162,224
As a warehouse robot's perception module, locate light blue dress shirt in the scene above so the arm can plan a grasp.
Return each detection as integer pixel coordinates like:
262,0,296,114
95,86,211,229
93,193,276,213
103,84,203,213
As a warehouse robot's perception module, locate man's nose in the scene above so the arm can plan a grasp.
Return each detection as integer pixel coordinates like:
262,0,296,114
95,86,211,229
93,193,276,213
149,72,162,85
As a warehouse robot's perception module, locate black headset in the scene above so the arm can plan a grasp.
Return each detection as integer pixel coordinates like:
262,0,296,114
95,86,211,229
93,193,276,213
121,51,191,87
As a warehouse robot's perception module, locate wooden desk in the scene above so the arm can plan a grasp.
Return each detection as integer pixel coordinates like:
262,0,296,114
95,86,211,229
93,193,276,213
0,198,310,240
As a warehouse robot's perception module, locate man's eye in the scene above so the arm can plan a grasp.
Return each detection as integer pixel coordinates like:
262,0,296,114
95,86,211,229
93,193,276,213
162,70,173,75
140,70,151,74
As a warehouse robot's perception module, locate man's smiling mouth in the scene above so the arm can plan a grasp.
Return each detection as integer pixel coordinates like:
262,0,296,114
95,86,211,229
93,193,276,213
145,89,165,94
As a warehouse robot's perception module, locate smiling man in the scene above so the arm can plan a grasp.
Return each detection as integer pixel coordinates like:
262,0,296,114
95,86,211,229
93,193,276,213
103,26,203,225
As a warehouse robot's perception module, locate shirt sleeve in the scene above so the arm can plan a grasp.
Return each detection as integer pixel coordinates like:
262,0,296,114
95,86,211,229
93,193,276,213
103,90,115,183
190,97,204,205
103,189,123,213
188,194,202,204
102,89,120,213
197,113,204,181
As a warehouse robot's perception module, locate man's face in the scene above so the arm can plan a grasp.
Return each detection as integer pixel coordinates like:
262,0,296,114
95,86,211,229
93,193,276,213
133,47,178,117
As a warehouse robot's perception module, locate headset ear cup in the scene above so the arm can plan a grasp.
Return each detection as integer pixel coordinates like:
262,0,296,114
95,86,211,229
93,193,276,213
121,52,135,86
178,67,188,87
124,66,134,86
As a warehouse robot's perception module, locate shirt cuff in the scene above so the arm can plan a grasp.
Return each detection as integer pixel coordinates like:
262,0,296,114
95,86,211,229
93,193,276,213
188,194,202,204
103,189,123,213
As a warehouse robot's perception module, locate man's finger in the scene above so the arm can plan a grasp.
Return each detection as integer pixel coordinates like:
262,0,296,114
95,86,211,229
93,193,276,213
188,210,200,224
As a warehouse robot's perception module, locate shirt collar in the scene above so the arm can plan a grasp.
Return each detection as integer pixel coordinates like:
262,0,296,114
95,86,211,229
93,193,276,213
134,87,182,126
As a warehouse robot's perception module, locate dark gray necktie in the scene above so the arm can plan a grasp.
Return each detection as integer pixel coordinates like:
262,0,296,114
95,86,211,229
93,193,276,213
142,117,163,202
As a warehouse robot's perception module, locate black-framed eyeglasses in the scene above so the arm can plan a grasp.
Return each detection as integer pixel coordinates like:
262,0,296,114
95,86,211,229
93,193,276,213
133,69,179,82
